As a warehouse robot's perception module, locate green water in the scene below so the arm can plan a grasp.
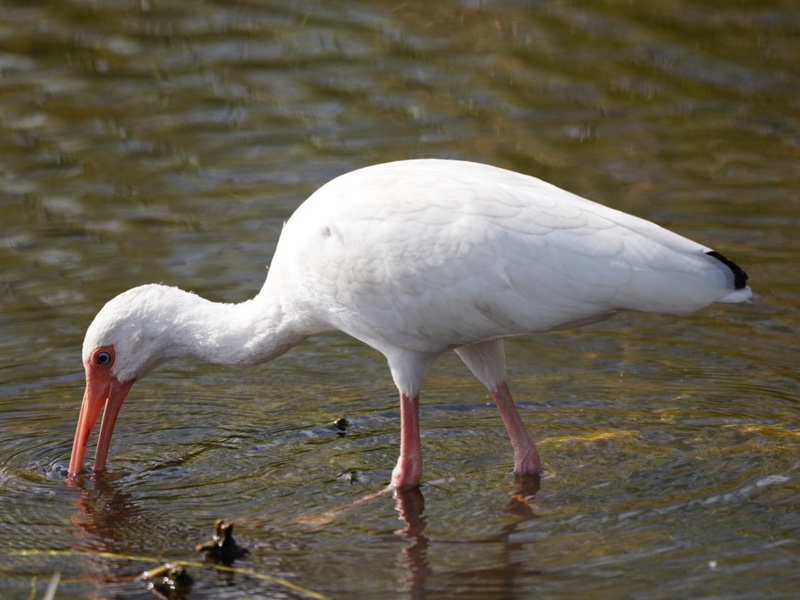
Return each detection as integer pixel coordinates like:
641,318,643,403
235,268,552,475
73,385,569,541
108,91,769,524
1,1,798,598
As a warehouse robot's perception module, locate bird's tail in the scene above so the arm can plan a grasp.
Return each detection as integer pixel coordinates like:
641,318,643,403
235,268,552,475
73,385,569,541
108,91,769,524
706,251,752,303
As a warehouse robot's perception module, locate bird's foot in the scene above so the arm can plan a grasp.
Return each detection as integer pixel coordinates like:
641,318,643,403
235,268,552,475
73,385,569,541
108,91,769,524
390,455,423,491
513,446,542,477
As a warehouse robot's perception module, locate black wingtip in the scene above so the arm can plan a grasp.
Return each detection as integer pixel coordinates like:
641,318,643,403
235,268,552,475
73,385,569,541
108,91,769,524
706,251,749,289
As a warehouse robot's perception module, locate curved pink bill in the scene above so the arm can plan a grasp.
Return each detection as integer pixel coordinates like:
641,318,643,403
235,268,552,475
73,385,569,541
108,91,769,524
68,374,134,477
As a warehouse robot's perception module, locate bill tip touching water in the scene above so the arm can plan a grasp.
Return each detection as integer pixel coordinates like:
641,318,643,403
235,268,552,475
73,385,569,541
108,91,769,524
67,159,752,488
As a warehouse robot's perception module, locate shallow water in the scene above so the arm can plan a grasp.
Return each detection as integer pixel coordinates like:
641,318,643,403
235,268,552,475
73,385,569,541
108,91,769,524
1,1,799,598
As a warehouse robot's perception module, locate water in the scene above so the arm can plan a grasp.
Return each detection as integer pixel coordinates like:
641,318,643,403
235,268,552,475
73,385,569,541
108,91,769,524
1,1,799,598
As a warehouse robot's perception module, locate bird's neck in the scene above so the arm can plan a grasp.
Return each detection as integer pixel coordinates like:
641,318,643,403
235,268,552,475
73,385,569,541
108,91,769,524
159,287,306,368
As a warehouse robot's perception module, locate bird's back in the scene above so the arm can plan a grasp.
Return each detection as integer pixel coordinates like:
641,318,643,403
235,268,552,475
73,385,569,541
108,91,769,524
265,159,750,354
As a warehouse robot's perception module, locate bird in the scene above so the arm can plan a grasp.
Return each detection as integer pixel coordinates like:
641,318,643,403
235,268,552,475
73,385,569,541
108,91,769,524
67,158,751,489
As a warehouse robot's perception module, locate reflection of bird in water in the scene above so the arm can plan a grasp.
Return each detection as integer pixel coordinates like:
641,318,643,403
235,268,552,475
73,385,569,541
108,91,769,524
69,477,150,557
67,159,751,489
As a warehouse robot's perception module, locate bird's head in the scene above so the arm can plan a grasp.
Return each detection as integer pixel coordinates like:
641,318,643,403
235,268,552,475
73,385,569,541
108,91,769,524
67,285,178,478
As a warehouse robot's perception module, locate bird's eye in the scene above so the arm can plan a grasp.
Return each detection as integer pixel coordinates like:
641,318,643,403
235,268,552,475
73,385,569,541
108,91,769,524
95,351,112,366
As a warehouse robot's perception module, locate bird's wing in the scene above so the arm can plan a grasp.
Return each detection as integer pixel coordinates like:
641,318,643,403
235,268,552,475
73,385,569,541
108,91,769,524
270,160,739,353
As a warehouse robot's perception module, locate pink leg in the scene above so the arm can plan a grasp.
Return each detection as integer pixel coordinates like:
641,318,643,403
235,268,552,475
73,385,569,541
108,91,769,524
491,381,542,475
391,393,423,490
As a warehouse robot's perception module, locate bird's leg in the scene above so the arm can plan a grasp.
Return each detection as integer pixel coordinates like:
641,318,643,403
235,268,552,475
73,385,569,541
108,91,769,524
491,381,542,475
391,392,423,490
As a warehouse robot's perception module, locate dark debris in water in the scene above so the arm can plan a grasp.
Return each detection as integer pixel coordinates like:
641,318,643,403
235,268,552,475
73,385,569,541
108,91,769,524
140,563,193,600
195,519,249,566
333,416,349,435
339,469,360,484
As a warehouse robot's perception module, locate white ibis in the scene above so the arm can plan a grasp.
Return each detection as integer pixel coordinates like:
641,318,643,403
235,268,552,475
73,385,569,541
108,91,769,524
68,159,751,489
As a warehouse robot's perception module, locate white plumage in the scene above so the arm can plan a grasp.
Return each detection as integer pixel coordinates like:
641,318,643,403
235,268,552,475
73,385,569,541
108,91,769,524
68,159,751,488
